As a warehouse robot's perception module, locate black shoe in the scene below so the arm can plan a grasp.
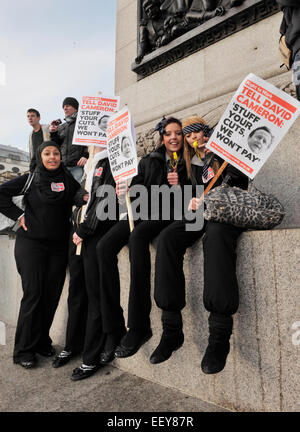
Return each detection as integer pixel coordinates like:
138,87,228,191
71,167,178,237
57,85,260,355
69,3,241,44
201,341,230,374
52,351,73,368
14,358,37,369
114,329,152,358
36,346,56,357
99,350,115,365
150,332,184,364
71,364,102,381
99,329,126,364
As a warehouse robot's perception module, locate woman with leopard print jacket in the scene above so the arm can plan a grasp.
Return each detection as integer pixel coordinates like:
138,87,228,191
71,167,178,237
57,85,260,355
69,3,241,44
150,115,248,376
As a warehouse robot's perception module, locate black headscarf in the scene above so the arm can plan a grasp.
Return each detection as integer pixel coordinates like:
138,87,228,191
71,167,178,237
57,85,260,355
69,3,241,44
34,141,78,204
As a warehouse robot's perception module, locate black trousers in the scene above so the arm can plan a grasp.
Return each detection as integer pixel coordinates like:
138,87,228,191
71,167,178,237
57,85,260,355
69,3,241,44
97,219,172,333
154,220,243,316
64,230,88,354
14,235,68,362
81,220,116,365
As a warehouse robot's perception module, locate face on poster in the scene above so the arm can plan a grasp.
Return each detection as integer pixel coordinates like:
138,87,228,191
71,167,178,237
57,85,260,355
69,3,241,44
107,106,138,183
72,95,120,147
206,73,300,179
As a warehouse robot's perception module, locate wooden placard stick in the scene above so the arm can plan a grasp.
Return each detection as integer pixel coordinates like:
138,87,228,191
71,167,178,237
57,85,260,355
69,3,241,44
125,179,134,232
197,161,228,205
76,145,96,255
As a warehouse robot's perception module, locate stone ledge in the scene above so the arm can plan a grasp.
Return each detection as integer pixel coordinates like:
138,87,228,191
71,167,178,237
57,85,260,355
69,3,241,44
112,228,300,412
0,228,299,412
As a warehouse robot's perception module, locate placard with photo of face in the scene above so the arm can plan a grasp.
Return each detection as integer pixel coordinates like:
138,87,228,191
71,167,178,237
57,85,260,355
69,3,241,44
107,106,138,183
206,73,300,179
72,95,120,148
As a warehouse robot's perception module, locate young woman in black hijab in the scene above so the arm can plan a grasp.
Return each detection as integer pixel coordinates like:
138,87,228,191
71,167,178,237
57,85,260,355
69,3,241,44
0,141,87,369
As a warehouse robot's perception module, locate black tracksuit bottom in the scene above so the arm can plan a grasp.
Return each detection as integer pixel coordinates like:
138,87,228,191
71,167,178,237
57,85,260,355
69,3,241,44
13,234,68,362
63,230,88,354
154,220,244,316
96,219,172,334
80,220,117,365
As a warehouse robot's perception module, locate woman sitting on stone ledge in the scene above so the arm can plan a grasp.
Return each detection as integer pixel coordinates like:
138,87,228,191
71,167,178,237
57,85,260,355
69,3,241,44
151,115,248,374
95,117,189,370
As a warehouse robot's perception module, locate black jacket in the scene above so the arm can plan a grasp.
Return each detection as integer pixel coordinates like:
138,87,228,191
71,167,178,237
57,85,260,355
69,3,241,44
50,115,89,167
131,145,188,189
278,0,300,58
130,145,190,220
0,174,86,241
75,156,118,240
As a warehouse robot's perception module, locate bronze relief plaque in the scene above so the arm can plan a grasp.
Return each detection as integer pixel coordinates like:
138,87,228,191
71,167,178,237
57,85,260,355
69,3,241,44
132,0,280,79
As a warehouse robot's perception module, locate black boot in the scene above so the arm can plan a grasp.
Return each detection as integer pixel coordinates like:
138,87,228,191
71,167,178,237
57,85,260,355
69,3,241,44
201,313,233,374
150,311,184,364
114,328,152,358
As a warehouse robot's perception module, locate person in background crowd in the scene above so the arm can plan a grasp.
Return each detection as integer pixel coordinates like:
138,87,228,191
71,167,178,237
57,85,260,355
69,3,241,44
0,141,87,369
278,0,300,100
151,116,248,375
27,108,50,172
49,97,89,182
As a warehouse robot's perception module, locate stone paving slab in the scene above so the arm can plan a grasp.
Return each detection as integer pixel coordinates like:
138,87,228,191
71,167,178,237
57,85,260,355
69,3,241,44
0,326,228,413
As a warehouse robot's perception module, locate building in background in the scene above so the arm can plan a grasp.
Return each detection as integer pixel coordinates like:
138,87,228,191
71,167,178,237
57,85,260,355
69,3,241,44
0,144,29,184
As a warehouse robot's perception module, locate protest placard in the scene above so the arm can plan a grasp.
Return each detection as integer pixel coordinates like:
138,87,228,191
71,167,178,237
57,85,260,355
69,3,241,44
107,106,138,183
206,73,300,179
72,95,120,147
107,106,138,232
73,94,120,255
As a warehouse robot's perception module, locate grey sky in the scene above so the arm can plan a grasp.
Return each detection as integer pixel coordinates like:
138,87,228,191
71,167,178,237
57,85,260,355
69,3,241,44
0,0,117,151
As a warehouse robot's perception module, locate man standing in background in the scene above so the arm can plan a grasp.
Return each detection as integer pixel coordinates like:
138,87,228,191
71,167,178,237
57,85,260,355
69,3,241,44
49,97,89,182
27,108,50,172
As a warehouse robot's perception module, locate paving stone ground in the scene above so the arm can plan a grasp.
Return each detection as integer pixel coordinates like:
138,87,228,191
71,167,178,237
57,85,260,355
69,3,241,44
0,325,229,413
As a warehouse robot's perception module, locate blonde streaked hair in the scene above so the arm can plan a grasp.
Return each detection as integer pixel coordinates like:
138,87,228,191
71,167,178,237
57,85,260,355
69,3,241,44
182,116,219,183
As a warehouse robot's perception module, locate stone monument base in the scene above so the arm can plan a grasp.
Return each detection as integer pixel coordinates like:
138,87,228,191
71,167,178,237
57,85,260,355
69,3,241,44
0,228,299,412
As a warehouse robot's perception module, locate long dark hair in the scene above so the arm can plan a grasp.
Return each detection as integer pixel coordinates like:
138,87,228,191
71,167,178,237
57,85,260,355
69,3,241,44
155,116,183,149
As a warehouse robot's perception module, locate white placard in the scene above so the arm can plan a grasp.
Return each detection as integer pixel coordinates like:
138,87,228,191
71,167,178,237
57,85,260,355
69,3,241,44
73,95,120,148
206,73,300,179
107,106,138,183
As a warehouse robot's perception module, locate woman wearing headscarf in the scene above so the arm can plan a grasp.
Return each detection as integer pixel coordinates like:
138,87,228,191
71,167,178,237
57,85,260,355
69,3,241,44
151,116,248,375
0,141,87,369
